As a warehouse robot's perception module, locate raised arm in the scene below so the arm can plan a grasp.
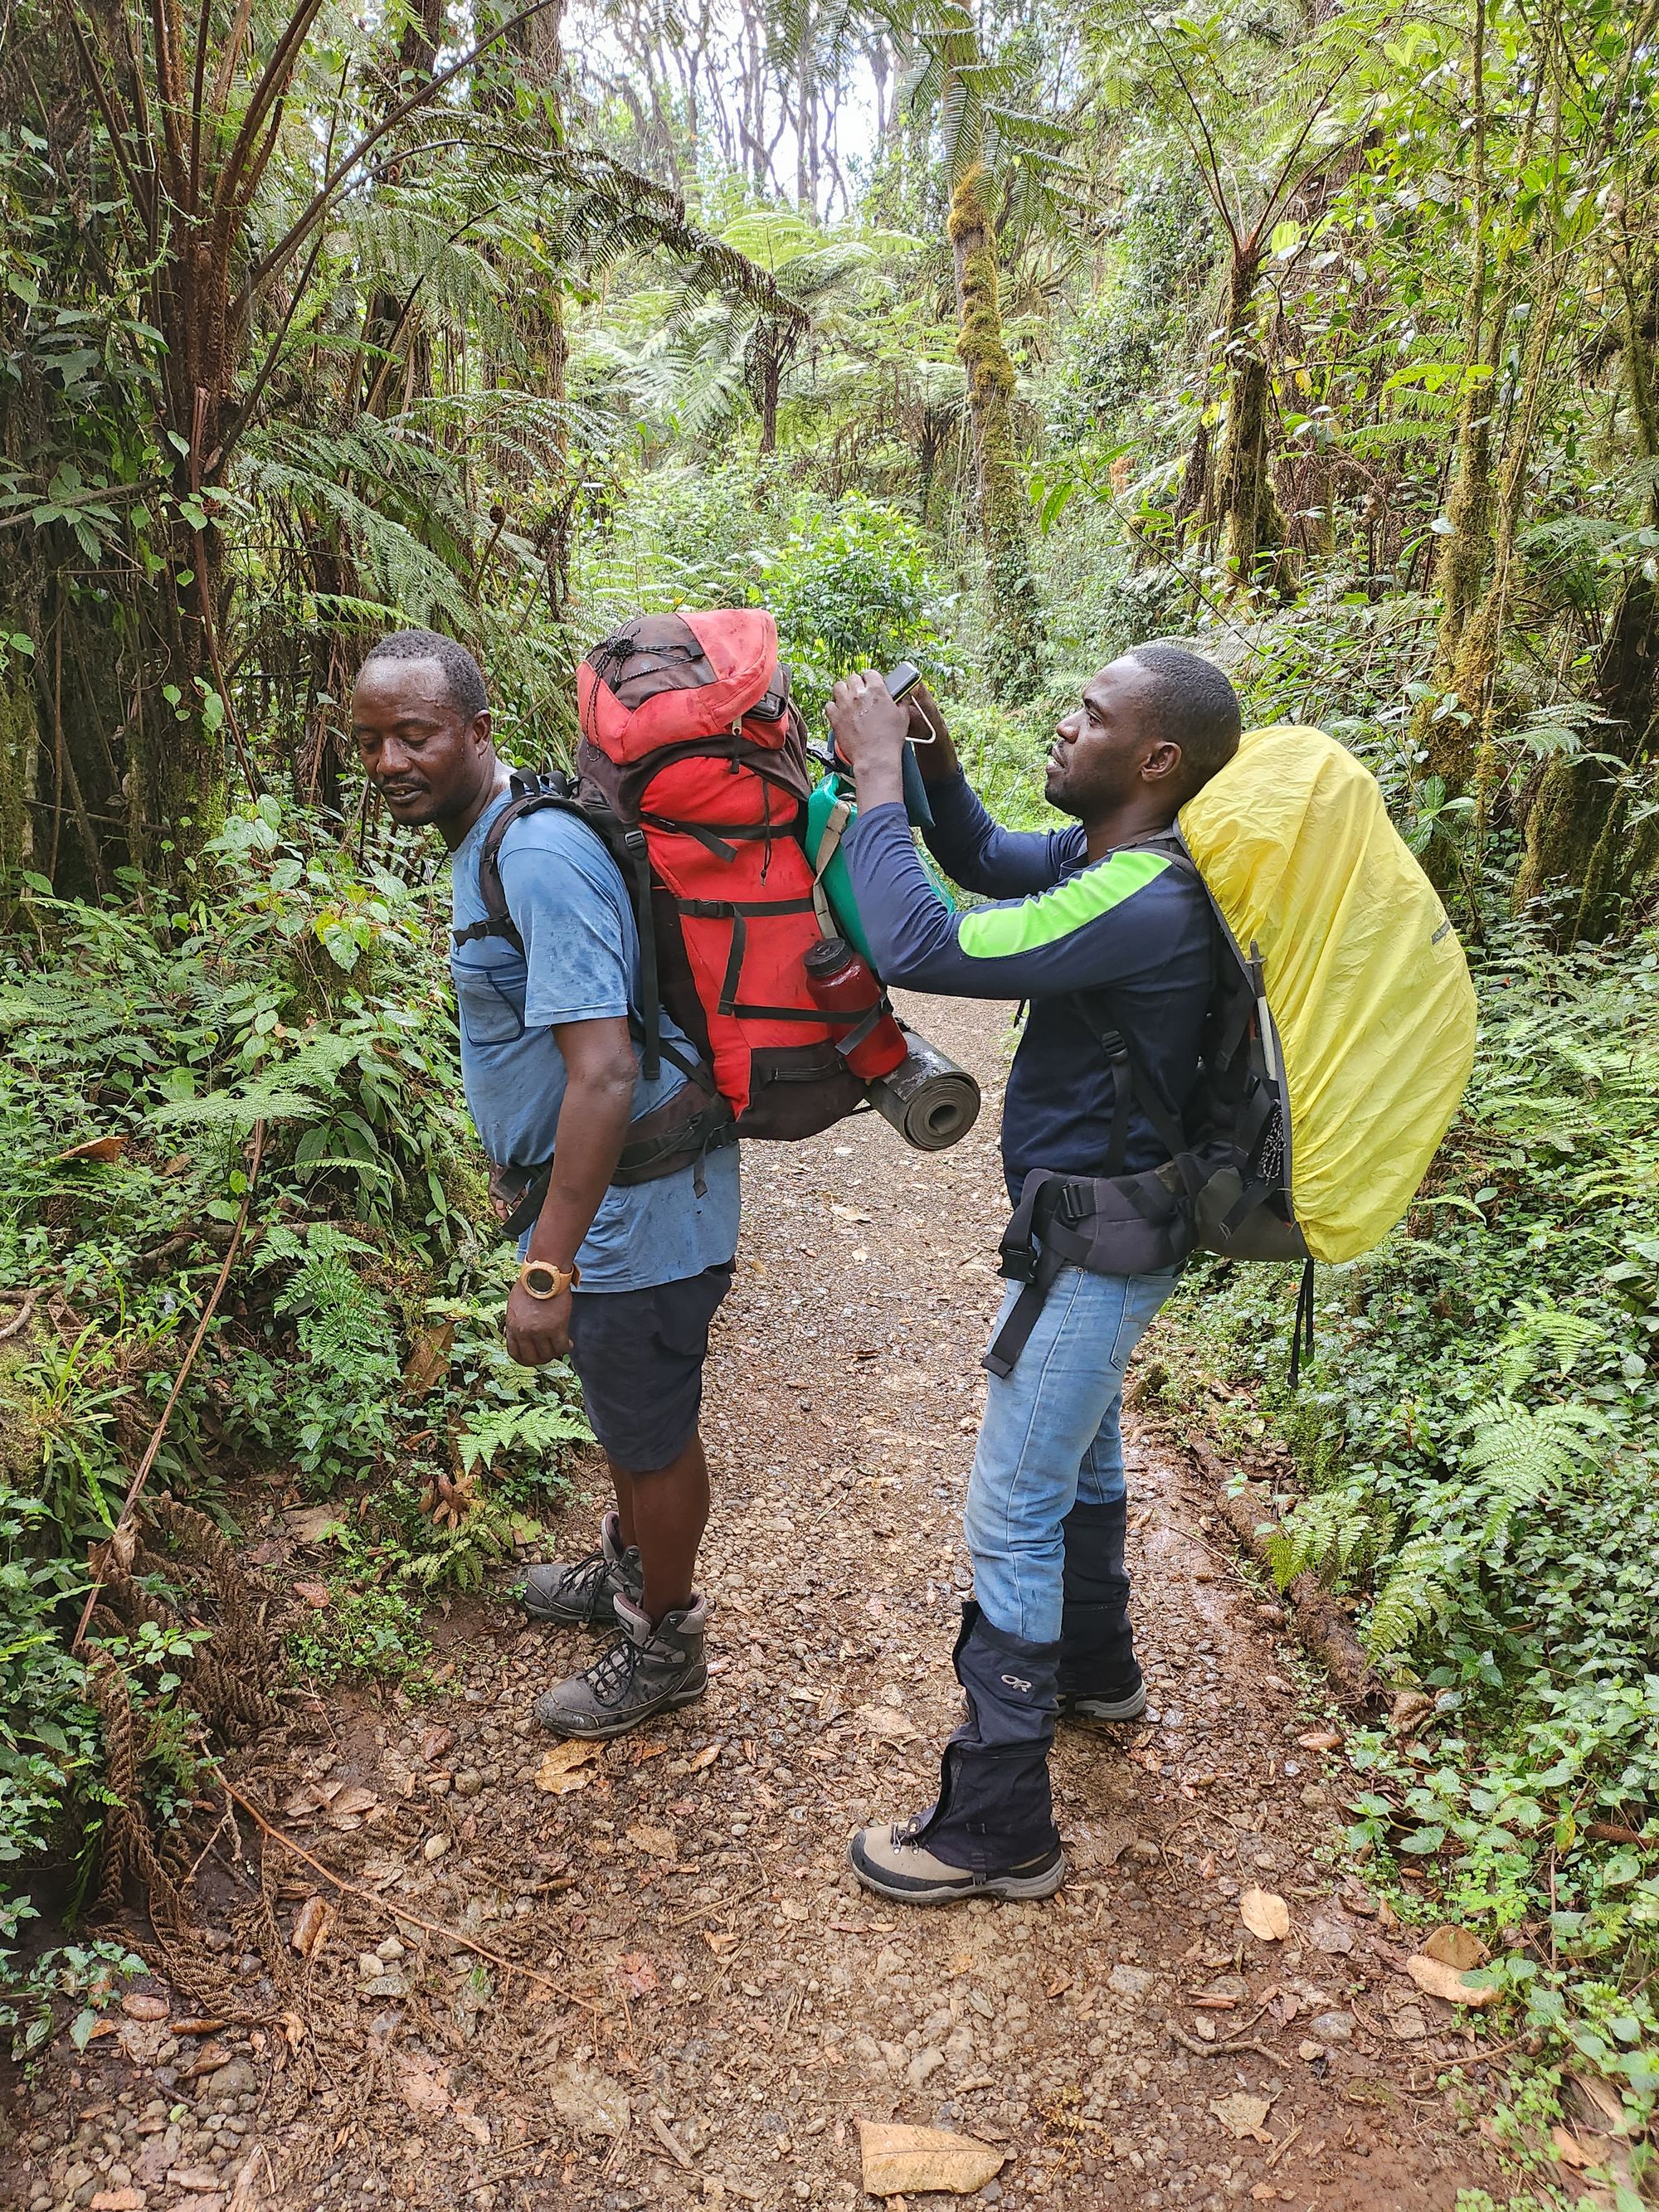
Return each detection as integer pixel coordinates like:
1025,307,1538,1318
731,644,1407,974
903,681,1081,896
842,799,1180,1001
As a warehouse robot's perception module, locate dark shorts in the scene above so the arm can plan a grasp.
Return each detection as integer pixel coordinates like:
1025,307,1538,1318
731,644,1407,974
564,1261,734,1473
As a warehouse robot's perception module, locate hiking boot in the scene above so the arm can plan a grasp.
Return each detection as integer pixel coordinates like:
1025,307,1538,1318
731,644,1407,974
850,1817,1065,1904
519,1512,642,1629
849,1602,1065,1908
1058,1664,1146,1724
533,1592,707,1739
1057,1497,1146,1722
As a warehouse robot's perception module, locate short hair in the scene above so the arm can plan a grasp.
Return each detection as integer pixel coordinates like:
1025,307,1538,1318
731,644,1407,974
1126,644,1241,794
360,628,488,722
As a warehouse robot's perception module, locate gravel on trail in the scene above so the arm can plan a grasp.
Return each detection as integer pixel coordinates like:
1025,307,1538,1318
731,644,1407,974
4,994,1507,2212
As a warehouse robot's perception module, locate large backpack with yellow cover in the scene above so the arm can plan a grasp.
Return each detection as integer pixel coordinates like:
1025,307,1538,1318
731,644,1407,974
988,725,1478,1381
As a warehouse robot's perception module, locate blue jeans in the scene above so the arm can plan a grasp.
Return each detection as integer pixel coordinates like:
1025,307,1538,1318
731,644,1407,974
965,1264,1180,1644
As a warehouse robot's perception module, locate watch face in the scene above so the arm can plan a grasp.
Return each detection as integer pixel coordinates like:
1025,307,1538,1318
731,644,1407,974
526,1263,558,1295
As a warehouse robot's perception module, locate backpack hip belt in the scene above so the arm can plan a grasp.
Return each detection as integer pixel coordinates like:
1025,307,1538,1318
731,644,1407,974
493,1061,737,1243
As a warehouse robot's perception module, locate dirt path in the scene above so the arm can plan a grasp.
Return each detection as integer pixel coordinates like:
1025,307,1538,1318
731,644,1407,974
7,995,1505,2212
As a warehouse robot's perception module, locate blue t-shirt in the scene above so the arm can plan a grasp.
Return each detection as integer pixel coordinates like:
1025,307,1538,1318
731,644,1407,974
449,790,741,1292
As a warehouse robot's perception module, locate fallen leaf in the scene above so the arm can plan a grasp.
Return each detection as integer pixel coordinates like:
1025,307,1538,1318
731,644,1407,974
121,1991,169,2021
857,2120,1006,2197
180,2042,230,2078
171,2018,226,2036
418,1723,455,1762
1210,2093,1274,2144
1550,2127,1593,2171
543,2059,630,2138
1297,1730,1342,1751
1239,1888,1291,1942
90,2192,144,2211
1423,1924,1487,1971
856,1703,919,1743
535,1740,603,1796
616,1952,659,1996
1406,1952,1501,2007
291,1580,329,1609
395,2052,452,2117
704,1932,739,1956
56,1134,129,1164
278,2011,305,2052
328,1784,380,1829
402,1321,455,1399
625,1821,677,1860
688,1743,721,1771
290,1896,333,1958
450,2108,490,2148
282,1505,343,1543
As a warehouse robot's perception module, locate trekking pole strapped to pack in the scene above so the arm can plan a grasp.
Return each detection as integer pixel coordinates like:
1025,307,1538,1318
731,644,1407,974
986,724,1478,1378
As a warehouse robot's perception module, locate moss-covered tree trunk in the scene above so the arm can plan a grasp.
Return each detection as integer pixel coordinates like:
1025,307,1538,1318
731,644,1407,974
1515,234,1659,936
1212,246,1290,593
947,162,1044,704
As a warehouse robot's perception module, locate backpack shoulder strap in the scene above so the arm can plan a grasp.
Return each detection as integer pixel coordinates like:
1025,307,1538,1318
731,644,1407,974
451,770,664,1080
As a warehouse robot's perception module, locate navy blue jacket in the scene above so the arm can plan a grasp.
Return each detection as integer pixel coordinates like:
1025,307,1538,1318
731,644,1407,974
840,771,1215,1200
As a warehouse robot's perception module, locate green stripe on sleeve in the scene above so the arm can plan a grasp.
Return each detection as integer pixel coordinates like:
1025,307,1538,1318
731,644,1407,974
956,848,1170,960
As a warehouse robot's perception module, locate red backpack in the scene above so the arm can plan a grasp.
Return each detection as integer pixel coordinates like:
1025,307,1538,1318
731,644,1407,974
462,610,871,1147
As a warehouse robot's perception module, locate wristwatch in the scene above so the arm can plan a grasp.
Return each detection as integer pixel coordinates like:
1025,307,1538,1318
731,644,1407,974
518,1259,580,1300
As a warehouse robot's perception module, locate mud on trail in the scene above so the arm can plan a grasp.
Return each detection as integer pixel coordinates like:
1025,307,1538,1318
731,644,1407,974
5,994,1506,2212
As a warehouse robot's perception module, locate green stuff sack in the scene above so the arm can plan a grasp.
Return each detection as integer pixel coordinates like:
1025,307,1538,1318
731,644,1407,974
1179,723,1477,1264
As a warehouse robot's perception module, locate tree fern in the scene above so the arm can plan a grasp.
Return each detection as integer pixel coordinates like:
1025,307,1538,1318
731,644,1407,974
1366,1530,1457,1663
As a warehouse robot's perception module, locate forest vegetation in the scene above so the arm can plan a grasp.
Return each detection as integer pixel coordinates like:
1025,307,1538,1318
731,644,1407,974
2,0,1657,2163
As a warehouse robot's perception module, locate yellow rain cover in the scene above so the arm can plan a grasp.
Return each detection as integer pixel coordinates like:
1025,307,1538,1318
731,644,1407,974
1180,725,1477,1264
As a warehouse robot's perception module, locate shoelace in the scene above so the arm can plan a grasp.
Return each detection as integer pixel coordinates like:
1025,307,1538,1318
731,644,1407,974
542,1544,611,1612
581,1630,652,1712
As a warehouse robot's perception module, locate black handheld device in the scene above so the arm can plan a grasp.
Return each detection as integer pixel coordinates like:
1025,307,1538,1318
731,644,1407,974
883,659,923,706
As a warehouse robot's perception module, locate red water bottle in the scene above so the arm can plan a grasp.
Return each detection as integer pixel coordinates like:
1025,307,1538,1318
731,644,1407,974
803,937,909,1081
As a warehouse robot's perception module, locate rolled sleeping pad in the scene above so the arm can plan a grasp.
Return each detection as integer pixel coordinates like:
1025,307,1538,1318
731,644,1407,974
866,1025,981,1151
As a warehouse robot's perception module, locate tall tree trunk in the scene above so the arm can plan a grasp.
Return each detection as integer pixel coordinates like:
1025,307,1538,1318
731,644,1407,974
1211,244,1288,592
1515,232,1659,936
948,162,1044,705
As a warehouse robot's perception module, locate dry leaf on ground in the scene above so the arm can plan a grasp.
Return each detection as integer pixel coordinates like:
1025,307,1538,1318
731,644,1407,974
291,1580,330,1609
328,1783,379,1828
625,1821,676,1860
857,2120,1006,2197
56,1135,129,1164
402,1320,455,1398
1239,1888,1291,1942
282,1505,343,1543
542,2060,630,2138
1406,1952,1500,2007
1210,2093,1275,2143
688,1743,721,1771
615,1952,659,1996
535,1740,603,1795
1550,2127,1593,2171
120,1992,168,2021
856,1704,918,1742
394,2053,451,2117
1423,1924,1487,1971
289,1896,333,1958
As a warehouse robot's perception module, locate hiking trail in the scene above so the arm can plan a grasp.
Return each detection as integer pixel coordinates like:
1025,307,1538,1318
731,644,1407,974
6,994,1505,2212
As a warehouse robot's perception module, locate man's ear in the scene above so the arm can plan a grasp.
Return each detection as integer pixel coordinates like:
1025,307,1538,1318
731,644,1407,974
469,711,494,752
1141,738,1184,786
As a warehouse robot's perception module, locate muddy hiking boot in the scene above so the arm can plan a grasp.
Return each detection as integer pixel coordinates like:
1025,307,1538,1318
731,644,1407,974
519,1511,643,1629
849,1602,1066,1905
533,1592,707,1739
1057,1495,1146,1723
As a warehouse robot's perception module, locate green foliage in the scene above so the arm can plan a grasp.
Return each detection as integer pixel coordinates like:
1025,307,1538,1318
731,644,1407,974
1156,919,1659,2108
0,1489,98,1893
756,494,956,718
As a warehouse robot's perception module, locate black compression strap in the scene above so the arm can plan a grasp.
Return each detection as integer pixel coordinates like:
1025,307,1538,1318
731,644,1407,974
718,912,747,1016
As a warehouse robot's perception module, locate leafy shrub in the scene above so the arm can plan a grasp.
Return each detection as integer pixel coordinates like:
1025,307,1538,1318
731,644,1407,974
1153,921,1659,2107
755,492,956,720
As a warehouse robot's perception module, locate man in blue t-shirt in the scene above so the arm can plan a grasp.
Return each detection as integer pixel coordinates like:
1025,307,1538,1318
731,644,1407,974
824,645,1240,1905
353,629,740,1739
